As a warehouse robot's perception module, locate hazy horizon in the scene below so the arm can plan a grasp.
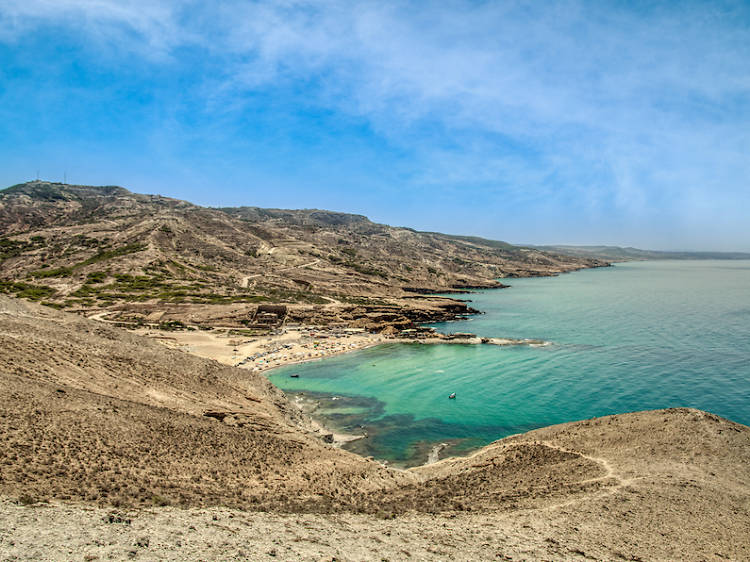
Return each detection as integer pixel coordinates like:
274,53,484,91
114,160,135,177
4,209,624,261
1,1,749,252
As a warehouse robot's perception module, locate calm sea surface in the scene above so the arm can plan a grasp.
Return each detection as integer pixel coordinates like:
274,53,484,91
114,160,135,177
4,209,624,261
269,260,750,466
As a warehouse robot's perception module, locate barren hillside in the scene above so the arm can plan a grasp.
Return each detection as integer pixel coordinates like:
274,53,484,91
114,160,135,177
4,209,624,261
1,296,749,560
0,181,607,330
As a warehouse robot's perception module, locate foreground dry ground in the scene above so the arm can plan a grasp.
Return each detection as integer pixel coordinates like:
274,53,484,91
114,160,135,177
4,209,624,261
1,295,749,560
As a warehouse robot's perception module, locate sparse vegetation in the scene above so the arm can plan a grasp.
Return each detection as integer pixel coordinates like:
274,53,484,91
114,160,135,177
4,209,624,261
86,271,108,283
79,243,147,267
0,180,604,316
266,288,328,304
30,243,146,279
0,280,56,301
31,266,73,278
0,236,46,262
344,261,388,278
337,295,391,306
70,234,104,249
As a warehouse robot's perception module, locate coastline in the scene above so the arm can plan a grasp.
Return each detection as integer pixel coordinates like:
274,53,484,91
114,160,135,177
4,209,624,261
127,321,550,461
130,325,387,373
118,268,595,461
129,323,551,373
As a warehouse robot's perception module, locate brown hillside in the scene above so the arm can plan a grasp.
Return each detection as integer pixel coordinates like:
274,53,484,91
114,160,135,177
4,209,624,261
1,295,749,560
0,181,607,330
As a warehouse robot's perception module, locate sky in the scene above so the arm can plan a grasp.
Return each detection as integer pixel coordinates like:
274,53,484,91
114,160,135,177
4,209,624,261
1,1,749,251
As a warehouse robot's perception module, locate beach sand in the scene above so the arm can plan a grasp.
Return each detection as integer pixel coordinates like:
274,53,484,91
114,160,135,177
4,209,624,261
130,326,385,372
129,325,546,373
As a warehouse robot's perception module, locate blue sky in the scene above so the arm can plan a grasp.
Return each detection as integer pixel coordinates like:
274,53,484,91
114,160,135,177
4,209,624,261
1,1,749,250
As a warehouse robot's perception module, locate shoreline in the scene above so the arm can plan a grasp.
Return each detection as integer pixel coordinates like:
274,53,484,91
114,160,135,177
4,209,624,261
127,322,550,461
129,323,551,375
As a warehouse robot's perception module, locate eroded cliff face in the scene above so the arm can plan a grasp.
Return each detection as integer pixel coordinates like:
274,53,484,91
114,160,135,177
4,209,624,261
0,181,607,329
1,295,749,561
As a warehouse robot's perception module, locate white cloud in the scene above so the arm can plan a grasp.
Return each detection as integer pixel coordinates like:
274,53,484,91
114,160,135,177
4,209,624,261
0,0,185,57
2,0,749,247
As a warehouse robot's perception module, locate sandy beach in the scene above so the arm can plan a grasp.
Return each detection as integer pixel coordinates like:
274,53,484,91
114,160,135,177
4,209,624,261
130,325,386,372
129,324,548,375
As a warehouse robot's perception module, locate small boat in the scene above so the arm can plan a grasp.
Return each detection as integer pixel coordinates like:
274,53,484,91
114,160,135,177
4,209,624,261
290,373,300,378
448,392,456,399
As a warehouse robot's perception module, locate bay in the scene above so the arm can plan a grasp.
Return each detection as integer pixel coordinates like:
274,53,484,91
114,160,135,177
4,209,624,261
268,260,750,466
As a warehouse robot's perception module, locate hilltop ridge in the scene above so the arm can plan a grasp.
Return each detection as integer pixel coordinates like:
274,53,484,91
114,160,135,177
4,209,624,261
0,181,607,330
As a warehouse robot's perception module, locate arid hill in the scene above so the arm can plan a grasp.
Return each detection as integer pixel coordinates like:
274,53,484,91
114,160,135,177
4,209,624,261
1,295,749,560
0,181,607,330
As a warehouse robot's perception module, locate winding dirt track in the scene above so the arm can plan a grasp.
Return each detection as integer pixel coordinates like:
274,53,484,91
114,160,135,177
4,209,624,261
241,259,320,288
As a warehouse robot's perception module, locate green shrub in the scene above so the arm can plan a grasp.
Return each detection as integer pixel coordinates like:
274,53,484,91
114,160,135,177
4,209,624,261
344,261,388,278
71,285,98,297
31,267,73,278
79,243,147,267
86,271,107,283
193,263,217,272
17,494,38,506
0,236,46,262
158,321,186,331
151,494,170,507
0,280,56,301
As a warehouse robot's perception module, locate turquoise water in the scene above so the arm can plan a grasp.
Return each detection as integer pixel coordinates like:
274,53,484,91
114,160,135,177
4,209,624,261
269,260,750,466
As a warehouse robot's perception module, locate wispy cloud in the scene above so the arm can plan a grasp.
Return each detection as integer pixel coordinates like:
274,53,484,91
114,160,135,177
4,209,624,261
2,0,749,248
0,0,185,57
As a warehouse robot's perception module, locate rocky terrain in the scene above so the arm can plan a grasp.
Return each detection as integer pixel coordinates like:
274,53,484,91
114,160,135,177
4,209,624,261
0,181,607,331
1,296,749,560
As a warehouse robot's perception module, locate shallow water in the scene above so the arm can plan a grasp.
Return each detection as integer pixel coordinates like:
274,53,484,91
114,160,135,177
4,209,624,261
269,260,750,466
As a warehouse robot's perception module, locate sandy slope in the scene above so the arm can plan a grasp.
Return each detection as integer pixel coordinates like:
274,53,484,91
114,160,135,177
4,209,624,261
1,295,749,560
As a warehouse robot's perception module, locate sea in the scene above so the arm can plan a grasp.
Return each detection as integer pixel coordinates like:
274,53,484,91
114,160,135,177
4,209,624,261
268,260,750,467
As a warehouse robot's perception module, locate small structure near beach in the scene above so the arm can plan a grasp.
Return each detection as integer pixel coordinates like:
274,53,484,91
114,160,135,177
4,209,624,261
247,304,288,328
